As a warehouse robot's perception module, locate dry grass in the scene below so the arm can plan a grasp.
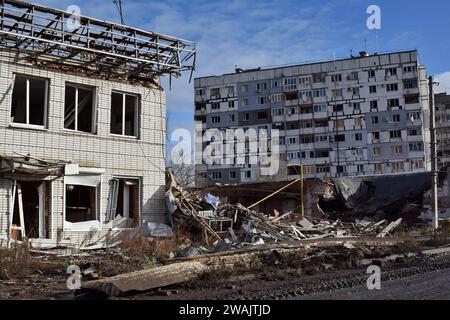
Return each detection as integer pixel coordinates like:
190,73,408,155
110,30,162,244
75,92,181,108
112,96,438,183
0,242,42,280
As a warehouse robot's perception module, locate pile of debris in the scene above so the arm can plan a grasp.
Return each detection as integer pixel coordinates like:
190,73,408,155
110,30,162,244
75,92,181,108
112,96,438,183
165,173,404,251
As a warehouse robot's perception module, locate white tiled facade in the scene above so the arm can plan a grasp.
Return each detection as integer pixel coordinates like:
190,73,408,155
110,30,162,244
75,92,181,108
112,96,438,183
0,48,167,244
195,50,431,186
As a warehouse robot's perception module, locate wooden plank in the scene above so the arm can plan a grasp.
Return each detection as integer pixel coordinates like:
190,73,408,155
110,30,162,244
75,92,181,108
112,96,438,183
17,183,26,238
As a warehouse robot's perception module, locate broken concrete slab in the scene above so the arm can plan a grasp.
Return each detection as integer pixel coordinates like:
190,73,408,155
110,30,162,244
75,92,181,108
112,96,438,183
82,261,209,297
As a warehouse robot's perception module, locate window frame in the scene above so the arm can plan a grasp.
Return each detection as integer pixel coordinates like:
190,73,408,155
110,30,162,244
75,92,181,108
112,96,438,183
10,74,49,129
110,91,140,138
64,83,97,134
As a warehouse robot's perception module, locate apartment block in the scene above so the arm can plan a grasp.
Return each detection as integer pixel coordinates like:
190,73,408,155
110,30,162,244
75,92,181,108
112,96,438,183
194,50,431,187
435,93,450,165
0,1,195,245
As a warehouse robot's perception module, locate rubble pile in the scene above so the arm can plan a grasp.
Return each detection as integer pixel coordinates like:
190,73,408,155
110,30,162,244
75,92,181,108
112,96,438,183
166,173,404,250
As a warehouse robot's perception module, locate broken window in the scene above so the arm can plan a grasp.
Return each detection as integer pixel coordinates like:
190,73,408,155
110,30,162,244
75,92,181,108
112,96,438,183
11,181,50,239
111,92,139,137
64,84,96,133
65,185,98,223
106,178,140,224
11,75,48,127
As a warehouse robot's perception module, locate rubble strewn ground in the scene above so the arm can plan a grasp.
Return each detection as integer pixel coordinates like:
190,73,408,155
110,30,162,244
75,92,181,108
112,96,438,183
1,174,450,300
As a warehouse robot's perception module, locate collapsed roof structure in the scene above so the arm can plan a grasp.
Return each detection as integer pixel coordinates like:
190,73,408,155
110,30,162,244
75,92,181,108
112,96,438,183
0,0,196,81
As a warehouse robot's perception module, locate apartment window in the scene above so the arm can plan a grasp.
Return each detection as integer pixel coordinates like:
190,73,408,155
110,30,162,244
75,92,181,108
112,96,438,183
385,68,397,77
355,133,363,141
212,172,222,180
353,102,361,111
403,79,418,89
391,162,404,173
283,77,297,91
386,83,399,92
271,93,283,102
314,104,326,113
300,106,313,114
241,98,249,107
350,72,359,80
301,120,314,128
333,89,343,97
357,164,364,173
11,75,48,127
369,85,377,94
110,92,138,137
299,76,311,85
64,84,95,133
313,88,327,98
257,82,267,91
373,147,381,156
228,101,235,108
405,94,419,104
211,102,220,110
288,137,297,145
257,97,267,105
315,120,328,128
300,91,312,101
368,70,376,78
411,159,424,169
257,111,268,120
315,134,328,142
229,171,237,180
392,114,401,122
317,165,330,173
312,73,326,83
195,88,205,96
331,74,342,82
227,86,235,96
391,146,403,155
335,134,345,142
336,165,345,174
407,128,421,136
315,150,329,158
228,114,235,122
354,117,363,126
300,135,314,144
211,116,221,124
373,131,380,140
352,87,360,95
390,130,402,139
271,80,280,88
403,65,417,73
388,98,400,108
409,142,424,152
243,113,250,121
273,108,284,116
372,116,379,124
370,100,378,109
408,111,421,121
244,171,251,179
333,104,344,112
210,88,220,97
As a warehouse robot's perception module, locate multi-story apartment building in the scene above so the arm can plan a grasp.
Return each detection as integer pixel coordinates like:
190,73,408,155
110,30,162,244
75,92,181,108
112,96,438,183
194,50,431,187
0,1,195,245
435,93,450,165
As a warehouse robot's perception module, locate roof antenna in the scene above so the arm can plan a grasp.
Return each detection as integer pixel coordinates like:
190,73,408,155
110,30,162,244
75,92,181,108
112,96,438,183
113,0,125,25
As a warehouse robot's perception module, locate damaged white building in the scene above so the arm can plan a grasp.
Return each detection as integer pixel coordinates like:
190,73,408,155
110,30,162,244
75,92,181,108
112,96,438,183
0,0,195,246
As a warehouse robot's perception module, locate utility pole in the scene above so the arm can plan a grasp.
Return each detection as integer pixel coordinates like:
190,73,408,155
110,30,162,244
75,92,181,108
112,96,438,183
429,76,439,230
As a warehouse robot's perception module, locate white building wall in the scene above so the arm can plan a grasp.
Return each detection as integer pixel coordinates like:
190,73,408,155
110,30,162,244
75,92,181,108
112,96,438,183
0,49,167,242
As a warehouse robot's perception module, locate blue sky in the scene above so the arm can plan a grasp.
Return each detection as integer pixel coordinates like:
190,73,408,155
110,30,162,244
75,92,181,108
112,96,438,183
33,0,450,140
